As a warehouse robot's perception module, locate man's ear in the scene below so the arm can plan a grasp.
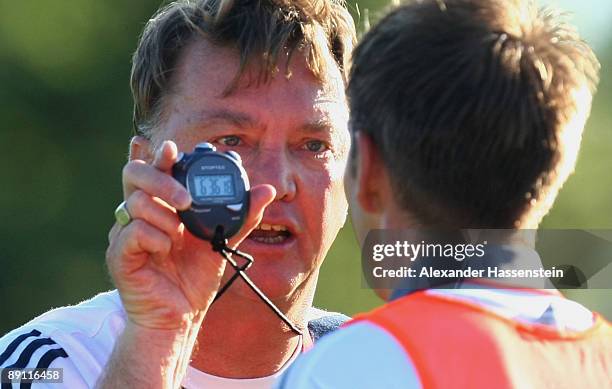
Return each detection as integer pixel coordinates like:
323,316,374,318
354,132,391,214
129,136,154,162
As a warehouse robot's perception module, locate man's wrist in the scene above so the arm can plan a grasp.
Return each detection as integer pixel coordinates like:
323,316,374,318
96,314,205,389
122,314,206,371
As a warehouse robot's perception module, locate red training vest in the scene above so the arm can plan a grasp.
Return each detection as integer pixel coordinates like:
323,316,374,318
350,291,612,388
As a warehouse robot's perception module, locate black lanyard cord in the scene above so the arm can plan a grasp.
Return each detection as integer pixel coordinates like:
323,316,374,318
213,244,253,300
210,227,303,335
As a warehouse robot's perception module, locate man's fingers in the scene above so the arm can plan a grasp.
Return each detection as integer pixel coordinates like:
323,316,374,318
108,223,121,244
107,219,172,274
152,140,179,173
125,190,183,243
229,184,276,246
123,160,191,210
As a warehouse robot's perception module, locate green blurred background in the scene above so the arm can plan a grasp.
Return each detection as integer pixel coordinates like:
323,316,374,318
0,0,610,334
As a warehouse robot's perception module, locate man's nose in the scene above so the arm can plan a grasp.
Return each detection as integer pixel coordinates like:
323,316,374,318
248,149,297,202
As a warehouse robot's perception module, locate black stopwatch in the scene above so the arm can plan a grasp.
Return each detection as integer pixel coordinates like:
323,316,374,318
172,142,250,241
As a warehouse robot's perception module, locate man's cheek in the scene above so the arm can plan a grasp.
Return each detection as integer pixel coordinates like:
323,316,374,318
327,155,349,182
318,158,349,201
322,177,349,238
302,174,340,226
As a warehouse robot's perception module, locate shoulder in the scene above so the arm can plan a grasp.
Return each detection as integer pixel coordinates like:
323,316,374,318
306,307,350,342
278,320,422,389
0,290,126,387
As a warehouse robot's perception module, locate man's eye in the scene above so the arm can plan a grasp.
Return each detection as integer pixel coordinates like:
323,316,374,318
303,140,328,153
217,135,242,147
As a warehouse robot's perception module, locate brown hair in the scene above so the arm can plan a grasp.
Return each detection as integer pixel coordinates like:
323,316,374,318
131,0,356,137
348,0,599,228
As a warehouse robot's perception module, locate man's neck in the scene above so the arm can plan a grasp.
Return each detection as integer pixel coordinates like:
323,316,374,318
380,206,556,299
189,279,315,379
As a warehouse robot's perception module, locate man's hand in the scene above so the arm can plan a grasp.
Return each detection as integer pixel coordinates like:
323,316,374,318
106,139,275,329
99,140,274,388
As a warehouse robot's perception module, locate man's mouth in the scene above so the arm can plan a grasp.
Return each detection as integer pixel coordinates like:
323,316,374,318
247,223,292,244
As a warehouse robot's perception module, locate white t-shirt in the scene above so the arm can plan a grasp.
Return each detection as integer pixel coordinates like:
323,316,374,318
277,287,597,389
0,290,302,389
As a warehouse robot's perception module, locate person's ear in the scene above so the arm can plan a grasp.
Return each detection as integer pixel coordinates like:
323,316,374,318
129,136,154,163
354,132,391,214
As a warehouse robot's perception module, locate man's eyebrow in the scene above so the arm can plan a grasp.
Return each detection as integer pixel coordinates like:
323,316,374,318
196,109,256,128
301,118,336,134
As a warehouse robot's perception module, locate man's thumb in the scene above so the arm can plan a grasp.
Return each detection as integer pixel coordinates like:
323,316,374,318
231,184,276,245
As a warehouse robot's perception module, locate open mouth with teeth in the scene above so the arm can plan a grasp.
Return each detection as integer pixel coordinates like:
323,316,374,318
247,223,292,244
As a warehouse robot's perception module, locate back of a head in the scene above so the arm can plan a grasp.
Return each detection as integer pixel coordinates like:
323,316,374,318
348,0,599,229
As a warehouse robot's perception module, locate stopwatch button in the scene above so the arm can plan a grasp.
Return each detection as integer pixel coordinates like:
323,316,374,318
226,203,243,212
195,142,215,152
173,152,187,171
225,150,242,163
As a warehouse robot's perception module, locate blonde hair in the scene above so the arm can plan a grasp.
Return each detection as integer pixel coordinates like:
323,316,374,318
131,0,356,137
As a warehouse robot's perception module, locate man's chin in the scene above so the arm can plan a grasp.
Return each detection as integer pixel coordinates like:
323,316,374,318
218,251,302,301
213,234,317,304
216,273,302,311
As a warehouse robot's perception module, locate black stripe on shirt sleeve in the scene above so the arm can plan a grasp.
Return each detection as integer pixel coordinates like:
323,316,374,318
35,348,68,370
5,338,56,369
18,348,69,389
0,330,42,366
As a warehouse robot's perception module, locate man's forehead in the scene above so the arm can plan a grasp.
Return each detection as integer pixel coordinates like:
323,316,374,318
167,37,348,130
172,37,346,103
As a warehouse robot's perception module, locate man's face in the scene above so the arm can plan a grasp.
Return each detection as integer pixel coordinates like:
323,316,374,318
159,38,350,300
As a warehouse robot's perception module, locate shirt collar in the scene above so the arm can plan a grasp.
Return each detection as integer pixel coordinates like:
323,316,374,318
390,243,548,301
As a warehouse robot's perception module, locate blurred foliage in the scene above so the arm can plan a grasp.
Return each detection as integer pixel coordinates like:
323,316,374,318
0,0,610,334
